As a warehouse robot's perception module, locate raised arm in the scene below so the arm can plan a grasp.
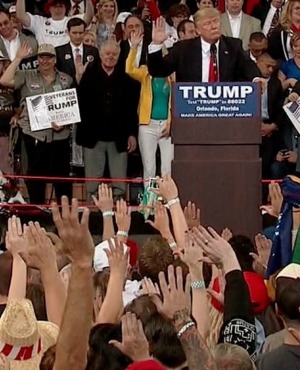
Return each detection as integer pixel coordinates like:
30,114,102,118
0,42,32,88
126,30,147,82
23,222,67,327
52,197,94,370
5,216,27,300
148,17,177,77
83,0,94,26
93,184,115,241
16,0,31,28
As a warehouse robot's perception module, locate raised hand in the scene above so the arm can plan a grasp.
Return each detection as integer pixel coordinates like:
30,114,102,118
250,233,271,271
5,216,27,256
151,265,191,327
110,313,150,362
141,277,160,296
155,174,178,202
115,199,131,235
22,222,56,271
260,181,283,218
92,184,113,213
193,226,239,273
178,230,203,271
152,16,168,45
16,41,32,60
130,28,143,48
183,201,201,230
51,196,94,265
104,238,129,276
145,202,171,237
75,56,89,77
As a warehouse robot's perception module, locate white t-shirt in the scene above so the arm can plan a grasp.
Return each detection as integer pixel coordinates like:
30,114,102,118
27,13,85,47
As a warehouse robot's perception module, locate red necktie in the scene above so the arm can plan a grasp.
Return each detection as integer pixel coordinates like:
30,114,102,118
208,43,218,82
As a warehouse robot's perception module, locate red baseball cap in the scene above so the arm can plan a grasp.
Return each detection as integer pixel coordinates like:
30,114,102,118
211,271,270,315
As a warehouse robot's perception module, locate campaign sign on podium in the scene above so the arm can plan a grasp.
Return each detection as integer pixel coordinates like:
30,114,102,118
174,82,260,118
171,82,261,238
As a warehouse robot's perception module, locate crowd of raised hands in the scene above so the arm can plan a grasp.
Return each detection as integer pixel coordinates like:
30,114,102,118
2,175,299,370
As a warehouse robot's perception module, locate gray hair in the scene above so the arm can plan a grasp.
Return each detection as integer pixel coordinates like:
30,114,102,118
99,39,121,55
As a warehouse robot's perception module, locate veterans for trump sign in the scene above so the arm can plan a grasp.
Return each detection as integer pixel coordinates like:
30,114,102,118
173,82,260,118
26,88,80,132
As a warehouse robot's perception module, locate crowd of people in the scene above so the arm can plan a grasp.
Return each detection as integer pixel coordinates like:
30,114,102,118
0,0,299,204
0,0,300,369
0,175,300,370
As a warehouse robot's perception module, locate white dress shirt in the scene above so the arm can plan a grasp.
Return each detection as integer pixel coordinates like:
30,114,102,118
71,43,83,60
129,39,143,67
228,11,242,38
262,5,279,36
1,30,20,61
202,39,220,83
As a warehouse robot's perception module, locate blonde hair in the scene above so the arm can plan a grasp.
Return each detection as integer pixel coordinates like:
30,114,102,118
211,344,256,370
280,0,300,31
96,0,118,24
193,7,220,23
206,304,224,349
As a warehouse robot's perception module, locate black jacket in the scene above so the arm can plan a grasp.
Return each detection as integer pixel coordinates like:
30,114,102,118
147,36,261,82
76,64,138,151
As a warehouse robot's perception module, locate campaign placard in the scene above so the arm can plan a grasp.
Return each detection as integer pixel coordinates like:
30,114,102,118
173,82,260,118
26,88,81,132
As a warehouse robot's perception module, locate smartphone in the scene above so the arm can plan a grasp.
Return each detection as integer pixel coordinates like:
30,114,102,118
149,177,159,189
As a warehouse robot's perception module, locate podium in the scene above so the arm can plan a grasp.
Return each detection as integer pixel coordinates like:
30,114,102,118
172,83,262,237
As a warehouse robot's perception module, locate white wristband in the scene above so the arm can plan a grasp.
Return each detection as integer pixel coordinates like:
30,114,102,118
177,321,195,338
169,242,177,249
102,211,114,217
167,197,180,208
117,230,128,237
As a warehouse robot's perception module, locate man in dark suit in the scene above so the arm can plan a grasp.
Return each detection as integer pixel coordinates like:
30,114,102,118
55,17,99,81
256,53,284,178
118,14,150,70
56,17,99,175
148,8,264,83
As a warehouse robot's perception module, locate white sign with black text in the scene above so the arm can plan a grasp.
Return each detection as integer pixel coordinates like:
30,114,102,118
26,88,81,132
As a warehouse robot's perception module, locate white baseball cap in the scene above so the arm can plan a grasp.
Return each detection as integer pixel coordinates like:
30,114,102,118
93,238,129,272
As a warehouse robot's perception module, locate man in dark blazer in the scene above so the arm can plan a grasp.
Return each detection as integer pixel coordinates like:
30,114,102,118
148,8,263,83
118,14,150,71
55,17,99,81
256,53,284,178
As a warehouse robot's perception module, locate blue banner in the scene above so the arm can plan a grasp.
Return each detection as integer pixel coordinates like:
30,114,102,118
173,82,260,118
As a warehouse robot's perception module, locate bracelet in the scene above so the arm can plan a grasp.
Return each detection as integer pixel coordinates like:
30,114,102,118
117,230,128,237
169,242,177,249
177,321,195,338
167,197,180,208
102,211,114,217
191,280,205,289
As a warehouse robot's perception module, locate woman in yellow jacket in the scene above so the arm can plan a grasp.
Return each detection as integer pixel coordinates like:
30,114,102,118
125,30,174,186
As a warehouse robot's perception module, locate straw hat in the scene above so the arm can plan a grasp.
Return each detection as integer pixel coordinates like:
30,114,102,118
0,299,58,369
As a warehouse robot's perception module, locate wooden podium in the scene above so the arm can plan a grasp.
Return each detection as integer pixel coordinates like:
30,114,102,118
172,83,262,237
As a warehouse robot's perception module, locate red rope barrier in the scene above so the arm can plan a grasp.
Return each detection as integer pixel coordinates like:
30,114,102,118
0,203,152,210
3,174,283,184
4,175,147,183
